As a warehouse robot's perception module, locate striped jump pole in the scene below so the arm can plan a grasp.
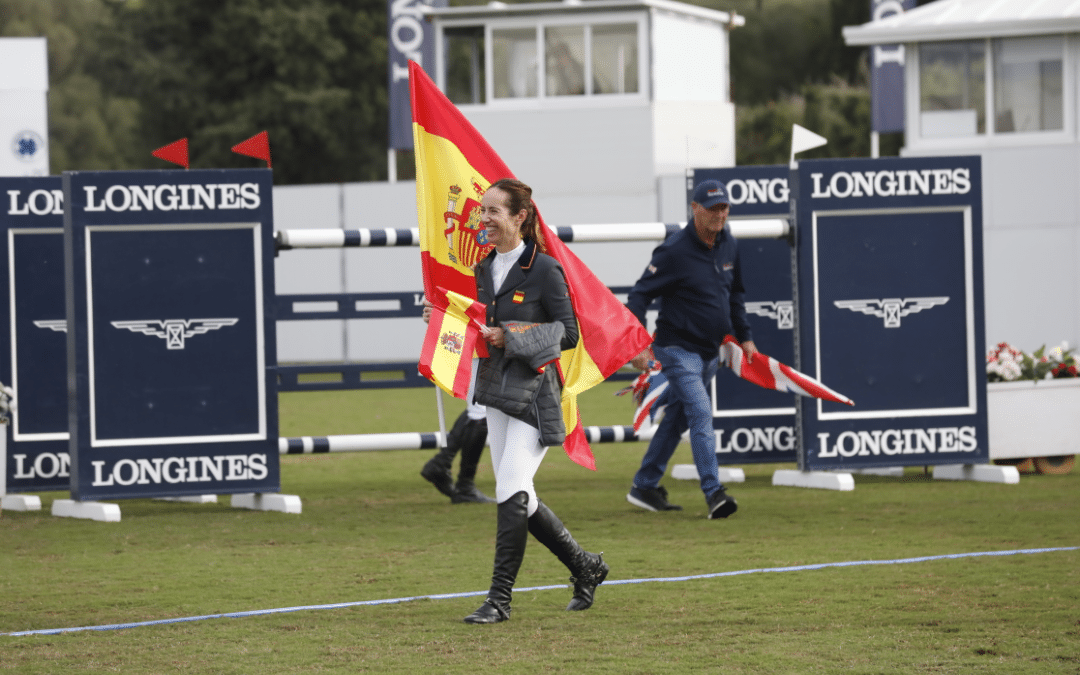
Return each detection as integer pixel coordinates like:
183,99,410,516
280,432,443,454
279,426,656,454
274,219,789,250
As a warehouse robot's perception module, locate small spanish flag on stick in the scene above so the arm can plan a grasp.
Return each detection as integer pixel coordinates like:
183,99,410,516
419,287,488,400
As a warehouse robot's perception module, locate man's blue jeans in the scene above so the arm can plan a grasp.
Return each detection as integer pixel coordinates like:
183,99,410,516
632,344,723,498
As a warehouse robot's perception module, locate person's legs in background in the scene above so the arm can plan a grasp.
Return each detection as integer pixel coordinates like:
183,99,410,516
628,344,736,518
421,402,495,504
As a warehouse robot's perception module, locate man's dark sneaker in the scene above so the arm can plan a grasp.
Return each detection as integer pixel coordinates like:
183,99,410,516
706,487,738,519
627,485,683,511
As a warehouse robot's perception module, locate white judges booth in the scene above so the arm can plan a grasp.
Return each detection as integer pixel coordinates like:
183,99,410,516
844,0,1080,353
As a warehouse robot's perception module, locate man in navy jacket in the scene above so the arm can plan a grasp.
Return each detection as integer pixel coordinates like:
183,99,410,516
625,179,757,519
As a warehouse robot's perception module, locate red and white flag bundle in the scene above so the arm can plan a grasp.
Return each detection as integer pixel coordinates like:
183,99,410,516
719,335,854,406
615,361,668,434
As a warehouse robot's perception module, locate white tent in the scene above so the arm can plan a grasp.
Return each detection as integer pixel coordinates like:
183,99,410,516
844,0,1080,44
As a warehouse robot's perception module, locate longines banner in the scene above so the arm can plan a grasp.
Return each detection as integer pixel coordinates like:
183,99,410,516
869,0,914,133
62,169,280,500
1,177,70,493
791,156,988,470
690,166,796,465
387,0,445,150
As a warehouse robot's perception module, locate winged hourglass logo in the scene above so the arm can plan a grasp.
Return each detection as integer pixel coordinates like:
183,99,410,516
111,318,239,349
745,301,794,329
33,319,68,333
833,297,949,328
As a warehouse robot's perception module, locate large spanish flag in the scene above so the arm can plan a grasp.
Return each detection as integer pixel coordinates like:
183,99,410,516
411,61,652,470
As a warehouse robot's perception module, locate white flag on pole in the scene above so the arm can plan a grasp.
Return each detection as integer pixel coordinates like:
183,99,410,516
790,124,828,167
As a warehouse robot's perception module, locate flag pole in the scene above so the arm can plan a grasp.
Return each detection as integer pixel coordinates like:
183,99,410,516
435,387,448,449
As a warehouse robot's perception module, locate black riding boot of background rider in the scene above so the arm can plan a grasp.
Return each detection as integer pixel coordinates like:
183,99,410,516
452,417,495,504
527,499,610,611
463,491,529,624
420,411,470,498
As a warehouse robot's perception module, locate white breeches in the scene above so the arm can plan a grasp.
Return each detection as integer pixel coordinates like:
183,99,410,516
486,406,548,516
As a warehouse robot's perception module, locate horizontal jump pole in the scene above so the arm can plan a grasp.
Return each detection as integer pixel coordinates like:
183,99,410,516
280,433,442,454
279,426,656,454
274,219,789,250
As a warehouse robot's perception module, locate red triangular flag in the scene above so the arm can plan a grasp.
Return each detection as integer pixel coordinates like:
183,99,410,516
231,131,272,168
151,138,189,169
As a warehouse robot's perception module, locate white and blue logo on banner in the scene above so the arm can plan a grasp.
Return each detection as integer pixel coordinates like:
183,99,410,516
387,0,446,150
63,169,280,500
792,156,988,470
1,177,70,492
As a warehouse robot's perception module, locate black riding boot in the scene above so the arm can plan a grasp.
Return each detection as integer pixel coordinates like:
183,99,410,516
421,412,470,498
527,499,609,611
452,417,495,504
463,491,529,624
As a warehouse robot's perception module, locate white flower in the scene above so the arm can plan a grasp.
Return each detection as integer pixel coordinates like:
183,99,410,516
1002,361,1021,380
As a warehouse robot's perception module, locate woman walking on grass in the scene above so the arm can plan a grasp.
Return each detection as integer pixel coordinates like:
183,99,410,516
424,178,609,624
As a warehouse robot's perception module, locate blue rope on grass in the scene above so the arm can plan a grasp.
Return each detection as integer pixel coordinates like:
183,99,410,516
6,546,1076,637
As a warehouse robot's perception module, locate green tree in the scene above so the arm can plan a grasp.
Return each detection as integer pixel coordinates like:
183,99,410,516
1,0,142,173
97,0,389,184
734,97,803,167
730,0,915,165
826,0,871,86
729,2,836,106
736,80,907,166
801,80,871,159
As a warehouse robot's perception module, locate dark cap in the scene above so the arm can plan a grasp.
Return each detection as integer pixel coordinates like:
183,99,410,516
692,179,730,208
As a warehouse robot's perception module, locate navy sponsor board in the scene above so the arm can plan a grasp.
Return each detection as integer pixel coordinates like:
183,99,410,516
791,156,988,470
1,177,71,492
62,169,280,500
690,167,796,465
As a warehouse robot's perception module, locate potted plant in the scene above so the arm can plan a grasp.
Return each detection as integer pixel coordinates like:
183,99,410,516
985,342,1078,474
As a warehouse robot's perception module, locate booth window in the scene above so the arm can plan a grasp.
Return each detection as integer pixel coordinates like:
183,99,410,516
918,36,1064,138
592,23,638,95
493,27,539,99
445,26,486,105
992,36,1063,133
445,20,640,102
546,25,586,96
919,40,986,137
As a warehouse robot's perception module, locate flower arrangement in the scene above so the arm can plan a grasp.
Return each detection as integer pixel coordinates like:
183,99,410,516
986,341,1079,382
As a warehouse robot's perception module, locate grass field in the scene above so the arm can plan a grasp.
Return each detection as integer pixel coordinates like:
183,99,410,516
2,383,1078,673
